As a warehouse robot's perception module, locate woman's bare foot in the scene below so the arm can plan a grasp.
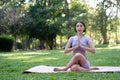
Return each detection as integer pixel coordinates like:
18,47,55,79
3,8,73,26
54,67,67,71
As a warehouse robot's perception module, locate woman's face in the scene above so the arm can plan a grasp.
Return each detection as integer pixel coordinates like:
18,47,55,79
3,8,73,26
76,22,85,34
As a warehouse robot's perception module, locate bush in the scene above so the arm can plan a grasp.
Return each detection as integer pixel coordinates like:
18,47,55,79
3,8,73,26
0,34,14,52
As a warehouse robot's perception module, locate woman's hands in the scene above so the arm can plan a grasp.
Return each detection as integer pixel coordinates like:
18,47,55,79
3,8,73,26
64,34,81,54
77,33,96,54
76,33,82,48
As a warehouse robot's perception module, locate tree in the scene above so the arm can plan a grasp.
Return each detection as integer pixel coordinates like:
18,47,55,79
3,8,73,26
0,0,34,50
62,0,88,38
0,5,20,34
95,0,116,44
115,0,120,44
28,0,63,49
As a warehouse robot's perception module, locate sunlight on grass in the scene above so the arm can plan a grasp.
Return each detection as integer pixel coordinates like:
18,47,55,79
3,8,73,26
24,57,58,62
23,52,51,55
59,50,64,53
1,51,51,57
1,52,34,60
2,53,16,56
110,45,120,49
1,51,59,62
23,52,38,55
96,44,120,49
6,56,33,60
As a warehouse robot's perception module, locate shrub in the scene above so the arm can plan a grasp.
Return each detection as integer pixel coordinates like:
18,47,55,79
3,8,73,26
0,34,14,52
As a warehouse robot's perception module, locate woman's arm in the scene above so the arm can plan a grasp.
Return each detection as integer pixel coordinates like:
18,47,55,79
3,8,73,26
77,34,95,54
64,41,78,54
80,42,96,54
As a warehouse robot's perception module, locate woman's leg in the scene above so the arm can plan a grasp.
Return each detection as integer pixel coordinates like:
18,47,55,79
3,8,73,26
54,53,87,71
70,64,98,72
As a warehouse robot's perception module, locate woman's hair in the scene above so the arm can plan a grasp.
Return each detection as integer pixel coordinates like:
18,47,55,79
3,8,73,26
74,20,86,32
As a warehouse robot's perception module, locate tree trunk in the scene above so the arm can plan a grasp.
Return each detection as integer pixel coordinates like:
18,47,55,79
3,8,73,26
46,39,53,50
102,32,108,44
115,0,119,44
39,39,45,49
64,0,70,30
115,27,119,44
60,36,62,49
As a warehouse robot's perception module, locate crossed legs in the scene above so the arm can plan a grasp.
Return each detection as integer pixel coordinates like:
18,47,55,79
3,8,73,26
54,53,96,72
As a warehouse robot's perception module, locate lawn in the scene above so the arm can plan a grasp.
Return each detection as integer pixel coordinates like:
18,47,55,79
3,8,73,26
0,45,120,80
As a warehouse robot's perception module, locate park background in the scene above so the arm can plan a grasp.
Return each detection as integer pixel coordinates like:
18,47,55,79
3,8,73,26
0,0,120,51
0,0,120,80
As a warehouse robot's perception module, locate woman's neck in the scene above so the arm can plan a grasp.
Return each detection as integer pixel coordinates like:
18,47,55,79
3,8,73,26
77,33,84,36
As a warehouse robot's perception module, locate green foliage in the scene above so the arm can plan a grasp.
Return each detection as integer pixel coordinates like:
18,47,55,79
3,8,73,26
62,0,88,38
70,1,88,19
28,1,63,49
0,34,14,52
0,0,120,50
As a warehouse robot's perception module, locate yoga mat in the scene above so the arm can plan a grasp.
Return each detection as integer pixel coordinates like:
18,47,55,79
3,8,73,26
23,65,120,73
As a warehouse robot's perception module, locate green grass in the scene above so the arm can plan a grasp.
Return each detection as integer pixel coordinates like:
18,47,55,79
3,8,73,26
0,45,120,80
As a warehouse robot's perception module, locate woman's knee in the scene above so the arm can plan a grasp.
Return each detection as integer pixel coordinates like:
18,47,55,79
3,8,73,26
70,64,81,71
74,53,83,59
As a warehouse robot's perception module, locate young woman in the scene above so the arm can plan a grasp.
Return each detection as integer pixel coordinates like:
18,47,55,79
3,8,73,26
54,21,98,72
